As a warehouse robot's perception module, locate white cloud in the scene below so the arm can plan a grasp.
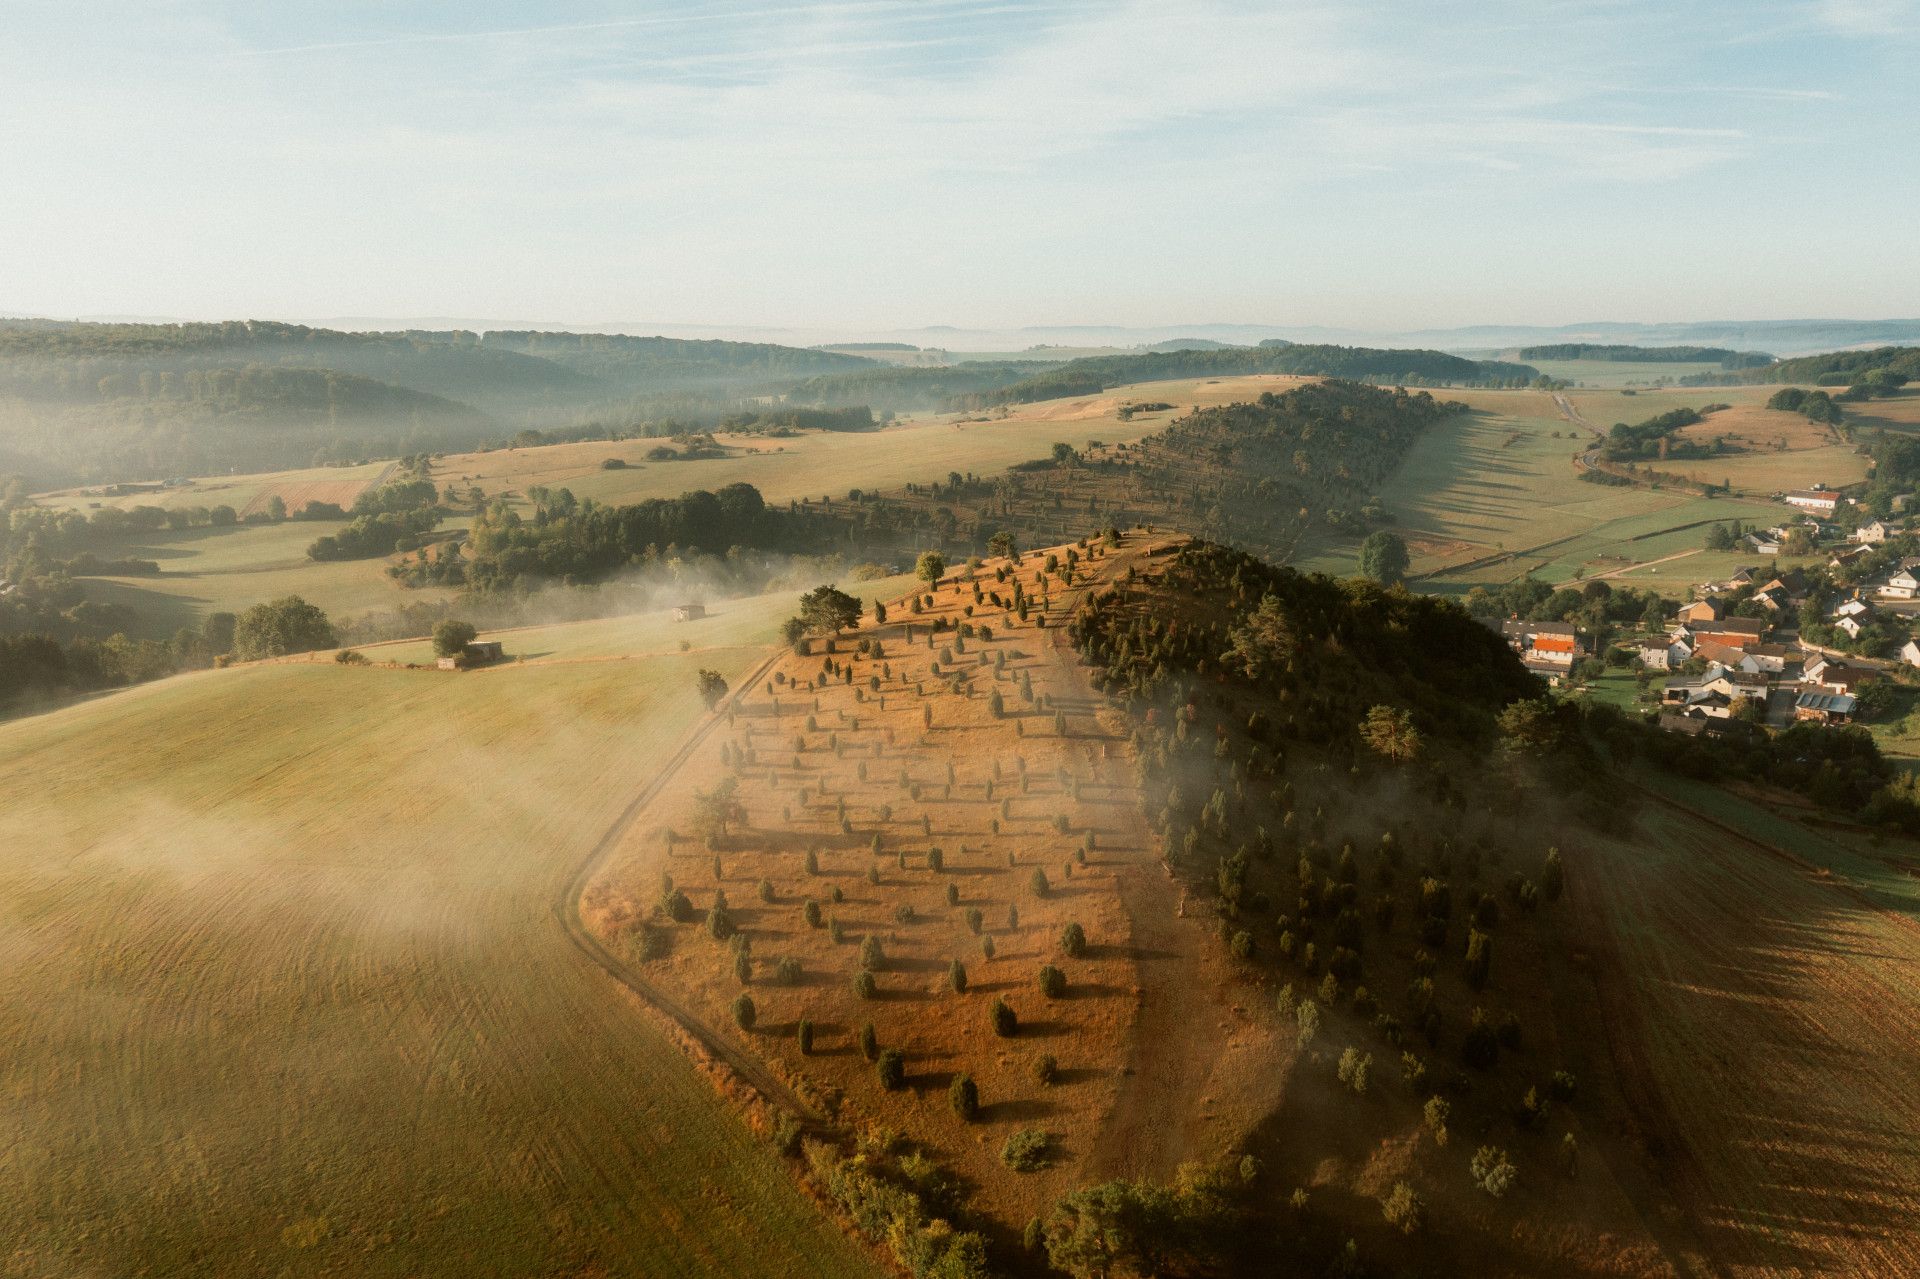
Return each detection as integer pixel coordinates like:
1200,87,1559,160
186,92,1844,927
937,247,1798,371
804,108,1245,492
1815,0,1917,35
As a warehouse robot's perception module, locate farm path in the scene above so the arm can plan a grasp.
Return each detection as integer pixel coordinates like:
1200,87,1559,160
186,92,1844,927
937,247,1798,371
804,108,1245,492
1573,787,1920,1278
1026,539,1270,1183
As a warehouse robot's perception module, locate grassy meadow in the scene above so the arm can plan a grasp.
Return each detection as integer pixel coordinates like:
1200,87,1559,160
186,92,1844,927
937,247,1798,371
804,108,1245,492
73,517,464,638
0,615,885,1278
1522,357,1730,388
342,570,920,667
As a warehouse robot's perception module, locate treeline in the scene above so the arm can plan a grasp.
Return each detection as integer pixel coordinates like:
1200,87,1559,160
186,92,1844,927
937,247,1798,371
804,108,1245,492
783,362,1053,412
1601,407,1719,460
957,345,1539,408
1681,344,1919,391
1517,343,1771,367
720,406,876,433
459,481,823,592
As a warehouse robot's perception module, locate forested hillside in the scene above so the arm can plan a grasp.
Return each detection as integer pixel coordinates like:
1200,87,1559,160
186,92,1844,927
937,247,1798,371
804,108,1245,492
828,380,1462,560
0,319,884,484
963,345,1536,407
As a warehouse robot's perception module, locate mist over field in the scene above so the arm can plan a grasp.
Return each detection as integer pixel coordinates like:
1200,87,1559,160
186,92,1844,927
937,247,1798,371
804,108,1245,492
5,3,1920,1278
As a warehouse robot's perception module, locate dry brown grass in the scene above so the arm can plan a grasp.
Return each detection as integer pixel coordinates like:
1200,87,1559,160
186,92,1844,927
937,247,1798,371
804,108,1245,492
582,531,1283,1234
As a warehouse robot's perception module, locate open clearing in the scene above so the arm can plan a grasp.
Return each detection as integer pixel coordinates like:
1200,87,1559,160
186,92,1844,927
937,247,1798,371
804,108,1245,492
0,612,884,1277
1571,780,1920,1277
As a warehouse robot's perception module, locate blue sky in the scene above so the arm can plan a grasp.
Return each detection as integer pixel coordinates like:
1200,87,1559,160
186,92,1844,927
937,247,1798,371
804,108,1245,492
2,1,1915,331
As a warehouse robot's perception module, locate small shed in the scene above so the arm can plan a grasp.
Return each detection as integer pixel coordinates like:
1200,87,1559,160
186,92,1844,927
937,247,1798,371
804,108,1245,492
438,640,505,670
671,602,707,622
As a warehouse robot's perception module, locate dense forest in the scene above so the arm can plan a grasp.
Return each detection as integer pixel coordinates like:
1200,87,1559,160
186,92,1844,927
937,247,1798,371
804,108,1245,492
1679,345,1920,392
782,362,1056,412
961,345,1538,407
1515,343,1772,367
456,481,827,592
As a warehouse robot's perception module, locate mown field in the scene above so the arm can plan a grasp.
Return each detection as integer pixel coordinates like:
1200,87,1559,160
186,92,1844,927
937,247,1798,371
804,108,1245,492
0,612,885,1278
1571,778,1920,1277
1289,387,1793,595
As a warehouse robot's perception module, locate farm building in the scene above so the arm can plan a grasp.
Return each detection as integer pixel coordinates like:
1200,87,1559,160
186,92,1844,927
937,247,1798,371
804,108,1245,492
1783,488,1840,515
671,603,707,622
1794,691,1857,725
437,640,505,671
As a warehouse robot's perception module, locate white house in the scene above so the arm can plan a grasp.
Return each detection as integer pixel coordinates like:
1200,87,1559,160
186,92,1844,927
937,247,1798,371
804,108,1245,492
1638,638,1690,671
1837,614,1866,639
1854,519,1892,545
1833,597,1873,621
1902,639,1920,669
1880,565,1920,600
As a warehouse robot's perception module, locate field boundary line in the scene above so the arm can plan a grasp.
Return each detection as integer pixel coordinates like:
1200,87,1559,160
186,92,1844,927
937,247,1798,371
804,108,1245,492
550,647,831,1127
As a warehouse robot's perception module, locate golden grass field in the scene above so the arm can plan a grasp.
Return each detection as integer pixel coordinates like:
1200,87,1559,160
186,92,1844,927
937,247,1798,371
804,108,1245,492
430,375,1312,512
329,571,921,668
36,460,393,515
0,604,887,1278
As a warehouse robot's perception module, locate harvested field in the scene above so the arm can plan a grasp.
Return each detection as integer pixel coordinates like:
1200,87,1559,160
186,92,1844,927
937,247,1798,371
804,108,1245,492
1570,781,1920,1277
0,626,885,1277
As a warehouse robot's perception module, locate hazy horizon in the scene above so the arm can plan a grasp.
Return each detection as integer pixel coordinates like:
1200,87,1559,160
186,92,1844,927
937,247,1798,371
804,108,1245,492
6,1,1917,329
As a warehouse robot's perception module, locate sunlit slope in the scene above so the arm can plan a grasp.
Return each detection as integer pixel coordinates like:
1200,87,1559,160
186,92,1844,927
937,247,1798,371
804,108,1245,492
0,648,882,1277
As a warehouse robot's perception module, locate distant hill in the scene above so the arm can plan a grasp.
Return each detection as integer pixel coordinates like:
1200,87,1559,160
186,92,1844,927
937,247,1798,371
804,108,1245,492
1142,338,1244,353
1517,343,1773,368
469,330,871,393
958,344,1538,407
0,319,883,484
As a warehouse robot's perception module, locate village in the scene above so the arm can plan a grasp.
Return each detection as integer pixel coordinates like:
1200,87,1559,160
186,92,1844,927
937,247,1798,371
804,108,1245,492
1496,483,1920,738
